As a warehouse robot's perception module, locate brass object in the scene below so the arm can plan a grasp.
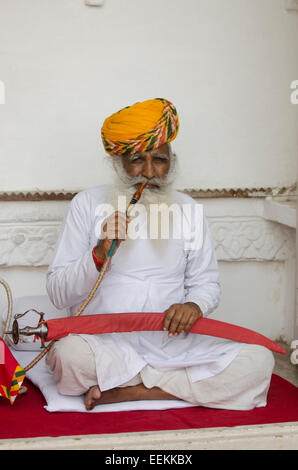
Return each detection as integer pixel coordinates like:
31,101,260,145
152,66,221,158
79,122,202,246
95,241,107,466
5,309,49,347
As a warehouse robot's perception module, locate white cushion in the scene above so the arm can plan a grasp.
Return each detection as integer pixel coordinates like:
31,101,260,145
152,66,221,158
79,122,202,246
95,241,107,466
2,295,68,351
12,349,193,413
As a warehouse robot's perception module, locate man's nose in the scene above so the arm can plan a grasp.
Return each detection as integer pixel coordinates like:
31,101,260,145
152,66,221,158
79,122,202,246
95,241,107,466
142,160,155,179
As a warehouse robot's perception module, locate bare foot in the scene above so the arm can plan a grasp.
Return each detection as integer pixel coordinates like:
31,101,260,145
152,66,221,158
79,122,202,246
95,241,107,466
85,384,178,410
85,385,101,411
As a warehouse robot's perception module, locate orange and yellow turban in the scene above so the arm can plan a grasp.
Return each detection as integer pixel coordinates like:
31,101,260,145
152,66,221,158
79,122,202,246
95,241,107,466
101,98,179,156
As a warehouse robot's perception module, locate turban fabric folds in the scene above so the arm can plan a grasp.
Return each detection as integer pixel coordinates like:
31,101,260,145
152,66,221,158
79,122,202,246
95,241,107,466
101,98,179,156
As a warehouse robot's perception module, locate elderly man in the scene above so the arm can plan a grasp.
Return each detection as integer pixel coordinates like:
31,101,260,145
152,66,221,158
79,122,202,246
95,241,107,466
46,98,274,411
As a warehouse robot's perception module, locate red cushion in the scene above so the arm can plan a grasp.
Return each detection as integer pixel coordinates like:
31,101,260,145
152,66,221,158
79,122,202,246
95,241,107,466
1,374,297,439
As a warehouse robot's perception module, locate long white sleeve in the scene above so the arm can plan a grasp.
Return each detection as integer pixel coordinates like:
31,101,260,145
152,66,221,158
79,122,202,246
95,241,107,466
184,213,221,317
46,192,99,310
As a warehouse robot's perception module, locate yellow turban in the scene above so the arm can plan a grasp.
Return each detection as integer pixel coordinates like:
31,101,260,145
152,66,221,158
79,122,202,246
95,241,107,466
101,98,179,156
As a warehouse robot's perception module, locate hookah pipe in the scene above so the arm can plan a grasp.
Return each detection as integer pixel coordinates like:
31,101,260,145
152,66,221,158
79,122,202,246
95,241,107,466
6,182,148,372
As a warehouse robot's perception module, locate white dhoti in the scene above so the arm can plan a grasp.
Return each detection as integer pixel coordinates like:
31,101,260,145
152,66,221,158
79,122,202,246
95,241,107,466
46,335,275,411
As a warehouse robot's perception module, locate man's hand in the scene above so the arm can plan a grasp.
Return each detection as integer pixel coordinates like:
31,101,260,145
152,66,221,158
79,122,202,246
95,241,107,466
94,211,130,261
163,302,203,337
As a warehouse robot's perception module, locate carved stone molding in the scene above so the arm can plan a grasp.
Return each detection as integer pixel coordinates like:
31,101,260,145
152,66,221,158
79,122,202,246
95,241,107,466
0,201,69,267
0,210,295,266
209,217,295,261
0,224,61,267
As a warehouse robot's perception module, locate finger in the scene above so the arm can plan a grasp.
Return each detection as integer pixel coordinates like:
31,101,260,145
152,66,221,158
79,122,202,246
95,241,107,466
177,308,196,334
107,224,126,240
163,306,176,332
106,212,127,226
175,311,192,335
183,315,196,333
106,217,127,239
113,212,129,235
167,311,185,336
114,211,129,225
184,312,201,332
118,212,131,232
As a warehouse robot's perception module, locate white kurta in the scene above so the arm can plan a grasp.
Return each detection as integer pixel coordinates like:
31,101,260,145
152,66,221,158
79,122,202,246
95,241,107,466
46,185,244,392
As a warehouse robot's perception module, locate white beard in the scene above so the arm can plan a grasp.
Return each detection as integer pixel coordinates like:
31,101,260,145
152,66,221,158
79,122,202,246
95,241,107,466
105,151,181,252
108,149,180,209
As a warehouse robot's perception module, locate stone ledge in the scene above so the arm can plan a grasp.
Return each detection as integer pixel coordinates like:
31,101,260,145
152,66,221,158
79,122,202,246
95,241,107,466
0,421,297,450
263,198,296,229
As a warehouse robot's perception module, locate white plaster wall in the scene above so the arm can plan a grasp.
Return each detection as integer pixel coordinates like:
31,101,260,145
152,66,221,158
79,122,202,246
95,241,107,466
213,261,286,340
0,0,297,192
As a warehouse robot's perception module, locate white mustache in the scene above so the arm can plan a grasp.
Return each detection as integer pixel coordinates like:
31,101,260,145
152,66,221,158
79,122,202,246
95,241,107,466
125,175,168,189
110,153,178,193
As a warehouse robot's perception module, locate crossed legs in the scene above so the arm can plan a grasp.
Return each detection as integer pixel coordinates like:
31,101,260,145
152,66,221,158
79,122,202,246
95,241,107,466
46,335,275,411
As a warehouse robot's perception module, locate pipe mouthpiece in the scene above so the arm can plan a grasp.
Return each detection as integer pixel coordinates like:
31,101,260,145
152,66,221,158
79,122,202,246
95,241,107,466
130,182,148,205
